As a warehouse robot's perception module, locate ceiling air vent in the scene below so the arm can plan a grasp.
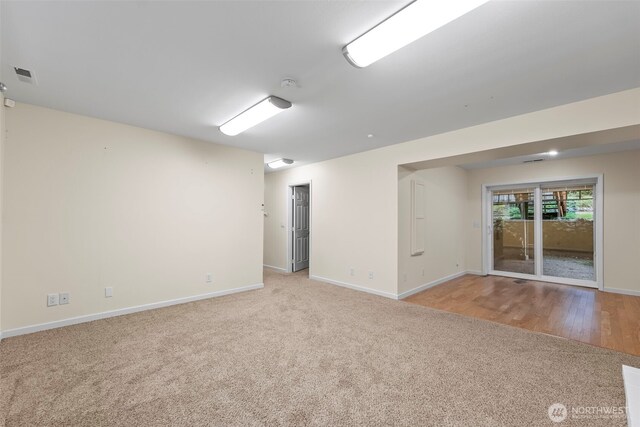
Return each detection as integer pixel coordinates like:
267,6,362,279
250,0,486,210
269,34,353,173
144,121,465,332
523,158,544,164
14,67,37,85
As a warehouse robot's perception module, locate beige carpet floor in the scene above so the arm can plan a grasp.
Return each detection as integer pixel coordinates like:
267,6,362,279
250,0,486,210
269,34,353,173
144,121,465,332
1,269,638,426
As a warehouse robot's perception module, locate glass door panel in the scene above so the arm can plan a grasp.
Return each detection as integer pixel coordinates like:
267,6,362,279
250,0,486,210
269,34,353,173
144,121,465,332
541,184,595,281
492,188,535,275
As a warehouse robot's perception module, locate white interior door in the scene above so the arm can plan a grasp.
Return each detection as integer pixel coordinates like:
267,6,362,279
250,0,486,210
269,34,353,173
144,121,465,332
292,186,310,272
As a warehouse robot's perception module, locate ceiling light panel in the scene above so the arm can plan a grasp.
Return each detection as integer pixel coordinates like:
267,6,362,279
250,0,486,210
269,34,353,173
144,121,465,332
343,0,490,68
220,96,292,136
267,158,294,169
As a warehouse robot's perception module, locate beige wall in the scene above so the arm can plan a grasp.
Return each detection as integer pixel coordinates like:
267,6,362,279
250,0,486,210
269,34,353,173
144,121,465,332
398,166,467,295
263,89,640,297
466,150,640,293
2,103,264,331
264,151,399,297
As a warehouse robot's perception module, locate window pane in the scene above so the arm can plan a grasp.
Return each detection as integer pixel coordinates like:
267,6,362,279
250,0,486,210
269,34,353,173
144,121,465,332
541,184,595,281
492,189,535,275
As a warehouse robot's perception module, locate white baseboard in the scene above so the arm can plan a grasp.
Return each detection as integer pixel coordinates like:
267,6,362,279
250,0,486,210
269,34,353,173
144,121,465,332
0,283,264,340
603,287,640,297
309,275,398,300
263,264,287,273
397,271,467,300
465,269,485,276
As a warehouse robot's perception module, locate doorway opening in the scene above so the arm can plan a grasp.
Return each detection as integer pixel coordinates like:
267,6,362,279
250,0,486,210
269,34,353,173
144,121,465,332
482,176,603,289
287,183,310,274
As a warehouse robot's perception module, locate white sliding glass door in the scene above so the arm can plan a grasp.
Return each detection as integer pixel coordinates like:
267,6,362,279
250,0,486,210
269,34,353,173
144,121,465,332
486,177,601,289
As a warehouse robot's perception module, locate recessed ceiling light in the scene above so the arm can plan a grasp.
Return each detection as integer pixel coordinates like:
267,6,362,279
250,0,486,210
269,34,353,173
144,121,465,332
367,134,374,138
220,96,292,136
343,0,489,68
548,150,559,156
267,158,294,169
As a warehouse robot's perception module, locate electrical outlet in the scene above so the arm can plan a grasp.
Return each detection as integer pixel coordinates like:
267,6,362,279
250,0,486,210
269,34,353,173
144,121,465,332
421,269,425,277
59,293,69,305
403,273,407,282
105,287,113,298
206,273,213,283
368,272,374,280
350,268,354,276
47,293,59,307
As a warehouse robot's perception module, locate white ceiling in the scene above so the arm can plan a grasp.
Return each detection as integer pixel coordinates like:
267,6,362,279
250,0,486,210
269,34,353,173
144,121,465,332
399,125,640,171
459,138,640,170
2,1,639,170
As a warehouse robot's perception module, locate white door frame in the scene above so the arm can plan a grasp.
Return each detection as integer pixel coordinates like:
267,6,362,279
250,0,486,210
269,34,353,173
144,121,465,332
481,174,603,290
286,180,312,273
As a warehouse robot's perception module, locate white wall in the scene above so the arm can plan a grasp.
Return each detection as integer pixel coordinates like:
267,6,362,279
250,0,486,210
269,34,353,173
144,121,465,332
397,166,467,296
2,103,264,332
263,88,640,297
0,92,4,335
0,2,4,338
465,149,640,294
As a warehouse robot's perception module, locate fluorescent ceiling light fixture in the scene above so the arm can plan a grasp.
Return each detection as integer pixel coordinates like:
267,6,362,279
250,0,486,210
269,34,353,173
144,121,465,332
548,150,559,156
343,0,490,68
267,158,294,169
220,96,292,136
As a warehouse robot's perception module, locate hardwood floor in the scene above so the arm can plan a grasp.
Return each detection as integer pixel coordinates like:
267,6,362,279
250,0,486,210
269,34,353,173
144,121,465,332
404,274,640,356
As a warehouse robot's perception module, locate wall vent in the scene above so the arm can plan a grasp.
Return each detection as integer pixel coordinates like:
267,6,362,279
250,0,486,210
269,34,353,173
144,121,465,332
14,67,37,85
523,158,544,164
